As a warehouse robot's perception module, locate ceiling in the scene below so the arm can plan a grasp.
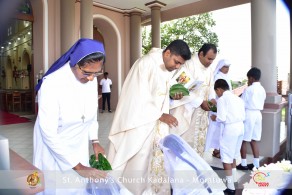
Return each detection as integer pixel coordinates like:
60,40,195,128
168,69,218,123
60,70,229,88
92,0,252,24
93,0,202,16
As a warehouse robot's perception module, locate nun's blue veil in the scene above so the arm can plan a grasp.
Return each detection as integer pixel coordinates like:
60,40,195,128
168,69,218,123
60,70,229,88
35,38,105,91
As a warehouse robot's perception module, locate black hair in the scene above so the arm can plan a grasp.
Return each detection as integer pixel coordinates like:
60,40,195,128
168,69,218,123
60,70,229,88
247,67,261,81
164,39,191,61
214,79,230,90
198,43,217,57
78,52,105,67
104,72,108,76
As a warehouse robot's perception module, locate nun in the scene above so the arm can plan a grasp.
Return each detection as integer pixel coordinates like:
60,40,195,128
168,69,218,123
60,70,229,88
33,38,107,194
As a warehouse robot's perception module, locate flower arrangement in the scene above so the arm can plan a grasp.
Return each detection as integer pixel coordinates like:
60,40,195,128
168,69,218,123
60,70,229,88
243,160,292,195
256,160,292,172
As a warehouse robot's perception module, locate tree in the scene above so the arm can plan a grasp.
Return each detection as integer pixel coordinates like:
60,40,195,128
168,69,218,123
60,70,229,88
142,13,219,55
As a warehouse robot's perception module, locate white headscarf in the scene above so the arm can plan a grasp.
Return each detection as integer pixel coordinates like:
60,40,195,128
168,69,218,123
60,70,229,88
214,59,231,77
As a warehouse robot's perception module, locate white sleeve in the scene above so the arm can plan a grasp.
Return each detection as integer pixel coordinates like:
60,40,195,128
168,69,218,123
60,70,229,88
187,93,203,108
216,98,226,123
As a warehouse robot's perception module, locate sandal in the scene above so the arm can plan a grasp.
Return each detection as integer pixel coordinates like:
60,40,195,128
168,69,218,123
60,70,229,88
212,150,221,159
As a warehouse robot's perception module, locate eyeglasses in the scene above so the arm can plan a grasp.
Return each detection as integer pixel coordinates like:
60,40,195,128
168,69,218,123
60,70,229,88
78,64,104,77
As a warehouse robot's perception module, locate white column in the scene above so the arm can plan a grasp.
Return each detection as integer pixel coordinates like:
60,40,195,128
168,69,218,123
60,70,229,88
251,0,281,103
123,13,131,81
60,0,75,54
146,1,166,48
151,6,162,48
250,0,281,158
80,0,93,39
130,11,142,66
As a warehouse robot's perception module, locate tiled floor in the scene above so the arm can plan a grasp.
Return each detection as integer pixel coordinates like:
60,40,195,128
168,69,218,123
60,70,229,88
0,111,259,166
0,121,34,163
0,110,258,185
0,111,114,164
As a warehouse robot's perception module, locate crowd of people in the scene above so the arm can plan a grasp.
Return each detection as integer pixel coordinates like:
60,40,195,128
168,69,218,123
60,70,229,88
33,38,267,195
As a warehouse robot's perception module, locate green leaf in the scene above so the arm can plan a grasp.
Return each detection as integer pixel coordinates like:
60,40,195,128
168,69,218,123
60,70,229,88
208,101,217,112
89,153,112,170
98,153,112,170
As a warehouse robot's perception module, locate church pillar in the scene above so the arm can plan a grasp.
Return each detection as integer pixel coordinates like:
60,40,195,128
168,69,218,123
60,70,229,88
145,1,166,48
251,0,282,158
60,0,75,54
130,11,142,66
80,0,93,39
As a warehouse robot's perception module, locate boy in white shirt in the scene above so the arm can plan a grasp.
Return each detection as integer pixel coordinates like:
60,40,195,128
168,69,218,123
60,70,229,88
210,79,245,195
236,67,266,170
99,72,112,113
205,59,232,159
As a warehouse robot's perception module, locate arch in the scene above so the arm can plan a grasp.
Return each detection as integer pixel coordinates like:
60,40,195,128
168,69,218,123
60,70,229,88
93,14,122,94
6,57,13,89
22,50,30,68
21,50,30,89
93,14,122,109
42,0,49,72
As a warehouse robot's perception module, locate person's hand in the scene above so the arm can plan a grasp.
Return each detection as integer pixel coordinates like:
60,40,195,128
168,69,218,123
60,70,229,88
210,115,216,121
73,163,107,179
170,92,184,100
200,100,210,111
159,113,178,128
92,142,105,158
209,98,216,105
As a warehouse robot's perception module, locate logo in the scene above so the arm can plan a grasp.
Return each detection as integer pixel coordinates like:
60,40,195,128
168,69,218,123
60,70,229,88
27,171,40,187
252,171,270,187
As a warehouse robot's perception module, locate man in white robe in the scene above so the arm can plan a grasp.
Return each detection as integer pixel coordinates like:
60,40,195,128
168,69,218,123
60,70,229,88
170,43,217,157
34,39,106,194
107,40,191,195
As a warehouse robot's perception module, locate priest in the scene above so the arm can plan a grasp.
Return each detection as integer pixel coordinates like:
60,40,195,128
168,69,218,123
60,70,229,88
170,43,217,157
107,40,191,194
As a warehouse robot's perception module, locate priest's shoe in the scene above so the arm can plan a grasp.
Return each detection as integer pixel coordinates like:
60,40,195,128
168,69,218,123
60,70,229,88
223,188,236,195
236,164,249,170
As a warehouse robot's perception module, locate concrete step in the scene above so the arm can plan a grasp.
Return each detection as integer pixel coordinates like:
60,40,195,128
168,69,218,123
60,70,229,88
204,149,265,191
